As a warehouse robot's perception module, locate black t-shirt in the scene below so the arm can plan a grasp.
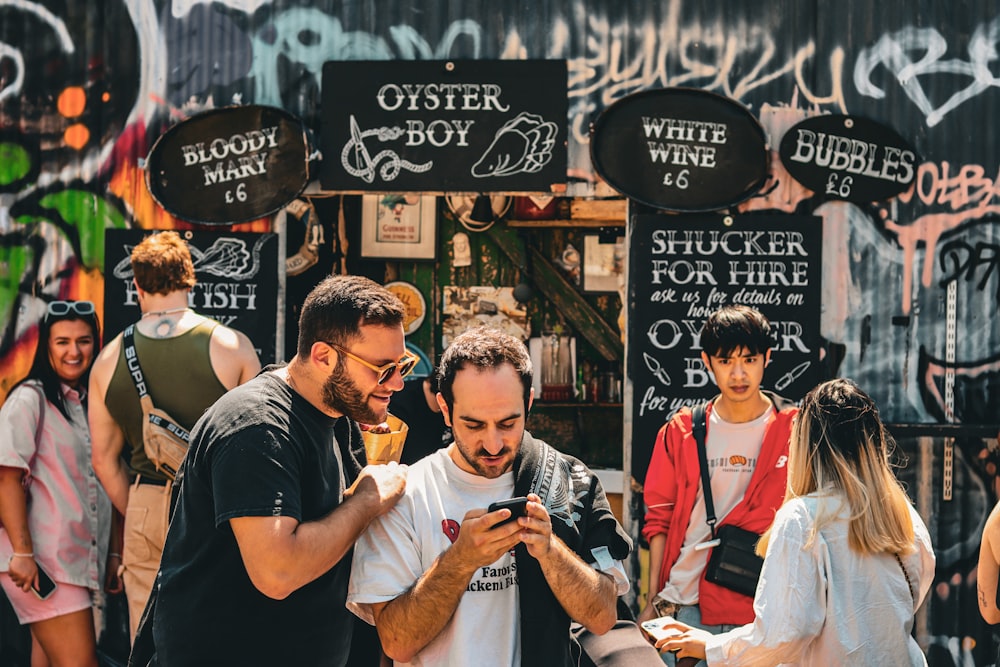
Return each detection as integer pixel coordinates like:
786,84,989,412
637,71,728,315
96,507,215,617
390,378,452,465
153,371,355,666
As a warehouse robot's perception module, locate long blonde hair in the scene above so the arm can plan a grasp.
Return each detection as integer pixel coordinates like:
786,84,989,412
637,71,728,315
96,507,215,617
757,378,915,556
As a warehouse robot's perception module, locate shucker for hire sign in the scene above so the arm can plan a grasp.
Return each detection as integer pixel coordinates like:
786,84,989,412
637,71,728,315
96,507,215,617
145,105,309,225
320,60,568,193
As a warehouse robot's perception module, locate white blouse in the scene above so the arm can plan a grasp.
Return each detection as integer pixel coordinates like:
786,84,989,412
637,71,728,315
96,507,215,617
705,492,935,666
0,381,111,590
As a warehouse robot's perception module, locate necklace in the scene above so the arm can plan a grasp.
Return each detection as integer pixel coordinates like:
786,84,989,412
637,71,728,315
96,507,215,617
141,307,192,338
141,307,191,319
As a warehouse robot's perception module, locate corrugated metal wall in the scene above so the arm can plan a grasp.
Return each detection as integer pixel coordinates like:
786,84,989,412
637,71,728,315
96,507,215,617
1,1,997,662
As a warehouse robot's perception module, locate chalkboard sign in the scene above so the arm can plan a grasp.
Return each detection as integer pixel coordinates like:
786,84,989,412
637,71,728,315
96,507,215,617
591,88,768,211
778,114,919,203
145,105,308,225
103,229,280,365
320,59,567,192
628,214,822,484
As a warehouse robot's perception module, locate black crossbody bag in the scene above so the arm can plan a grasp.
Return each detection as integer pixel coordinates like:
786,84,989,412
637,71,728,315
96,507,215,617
694,402,765,598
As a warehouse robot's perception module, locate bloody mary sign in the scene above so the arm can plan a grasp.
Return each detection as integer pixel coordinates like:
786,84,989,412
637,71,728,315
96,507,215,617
146,105,308,225
320,59,567,192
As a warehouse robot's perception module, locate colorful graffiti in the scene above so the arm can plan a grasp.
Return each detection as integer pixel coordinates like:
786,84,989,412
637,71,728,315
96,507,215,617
1,1,998,663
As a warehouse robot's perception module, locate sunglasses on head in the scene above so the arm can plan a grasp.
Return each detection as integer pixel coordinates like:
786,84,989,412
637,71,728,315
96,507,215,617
45,300,95,320
327,343,419,385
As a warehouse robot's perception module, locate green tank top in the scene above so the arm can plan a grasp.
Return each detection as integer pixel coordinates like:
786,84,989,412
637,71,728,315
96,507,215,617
105,318,227,479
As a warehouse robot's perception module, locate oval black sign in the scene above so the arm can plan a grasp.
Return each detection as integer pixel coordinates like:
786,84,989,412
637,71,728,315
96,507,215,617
590,88,768,212
778,114,919,203
146,105,308,225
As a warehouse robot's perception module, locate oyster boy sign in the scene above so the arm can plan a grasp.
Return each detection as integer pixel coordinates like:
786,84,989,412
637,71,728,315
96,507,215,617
320,60,567,192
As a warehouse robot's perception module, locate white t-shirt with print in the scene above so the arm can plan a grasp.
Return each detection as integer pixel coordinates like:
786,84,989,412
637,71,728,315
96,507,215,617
348,448,520,667
661,405,772,605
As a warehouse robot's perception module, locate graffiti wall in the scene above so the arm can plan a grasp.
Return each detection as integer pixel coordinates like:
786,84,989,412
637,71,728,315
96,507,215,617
1,0,998,662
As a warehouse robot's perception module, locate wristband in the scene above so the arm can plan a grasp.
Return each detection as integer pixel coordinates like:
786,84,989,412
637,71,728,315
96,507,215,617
9,552,33,559
109,553,122,559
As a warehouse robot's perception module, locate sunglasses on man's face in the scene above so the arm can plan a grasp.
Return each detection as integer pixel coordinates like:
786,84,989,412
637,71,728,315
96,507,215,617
45,300,95,320
327,343,419,385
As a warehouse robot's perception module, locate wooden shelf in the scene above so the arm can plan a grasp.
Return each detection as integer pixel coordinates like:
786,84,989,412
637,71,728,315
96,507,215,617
507,219,624,228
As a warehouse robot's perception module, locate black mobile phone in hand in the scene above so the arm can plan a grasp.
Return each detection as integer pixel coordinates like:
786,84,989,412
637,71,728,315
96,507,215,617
488,496,529,528
31,564,57,601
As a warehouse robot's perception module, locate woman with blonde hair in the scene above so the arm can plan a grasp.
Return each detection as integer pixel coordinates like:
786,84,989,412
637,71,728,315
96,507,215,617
655,378,935,665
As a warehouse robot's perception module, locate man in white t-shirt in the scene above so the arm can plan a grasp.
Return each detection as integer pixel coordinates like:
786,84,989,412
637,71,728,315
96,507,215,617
348,327,633,667
639,306,798,665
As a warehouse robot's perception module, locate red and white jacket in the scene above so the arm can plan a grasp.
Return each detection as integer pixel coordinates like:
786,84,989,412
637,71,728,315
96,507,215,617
642,392,797,626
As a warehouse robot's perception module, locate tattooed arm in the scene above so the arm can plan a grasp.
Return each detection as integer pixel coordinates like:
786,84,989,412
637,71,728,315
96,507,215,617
978,500,1000,624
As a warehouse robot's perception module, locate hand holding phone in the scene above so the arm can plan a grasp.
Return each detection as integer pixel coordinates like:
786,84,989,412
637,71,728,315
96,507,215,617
31,563,57,600
487,496,529,528
640,616,684,643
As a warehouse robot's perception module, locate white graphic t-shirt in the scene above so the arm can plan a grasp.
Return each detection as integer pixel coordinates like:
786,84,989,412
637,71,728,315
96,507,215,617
348,448,520,667
661,405,771,605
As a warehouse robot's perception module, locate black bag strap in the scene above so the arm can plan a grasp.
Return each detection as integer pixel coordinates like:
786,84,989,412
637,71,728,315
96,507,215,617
692,401,716,539
122,325,189,444
122,325,150,399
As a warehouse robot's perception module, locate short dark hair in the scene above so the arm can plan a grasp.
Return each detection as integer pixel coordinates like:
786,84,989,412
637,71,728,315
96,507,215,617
17,303,101,420
131,231,196,295
296,275,405,357
699,305,772,357
436,326,532,412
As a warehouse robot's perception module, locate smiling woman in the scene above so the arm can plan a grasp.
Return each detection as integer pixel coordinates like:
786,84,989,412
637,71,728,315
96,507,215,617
47,319,96,387
0,300,114,667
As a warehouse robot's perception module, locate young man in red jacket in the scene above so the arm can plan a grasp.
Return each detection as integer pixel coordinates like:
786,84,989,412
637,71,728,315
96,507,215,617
639,305,798,664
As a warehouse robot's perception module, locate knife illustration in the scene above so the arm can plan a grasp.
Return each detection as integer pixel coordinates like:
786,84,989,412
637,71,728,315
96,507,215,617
775,360,810,391
643,352,671,386
349,115,375,183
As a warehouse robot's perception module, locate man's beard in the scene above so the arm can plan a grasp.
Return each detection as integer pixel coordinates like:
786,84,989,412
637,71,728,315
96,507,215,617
451,429,520,479
322,361,383,425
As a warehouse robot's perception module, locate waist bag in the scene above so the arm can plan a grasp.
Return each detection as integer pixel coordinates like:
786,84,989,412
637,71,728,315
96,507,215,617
693,402,764,598
123,325,190,480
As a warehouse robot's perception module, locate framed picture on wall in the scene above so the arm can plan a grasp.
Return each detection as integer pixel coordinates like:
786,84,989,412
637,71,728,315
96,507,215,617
582,234,625,293
361,194,438,260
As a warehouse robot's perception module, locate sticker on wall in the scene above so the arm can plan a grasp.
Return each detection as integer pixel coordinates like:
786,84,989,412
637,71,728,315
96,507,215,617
385,281,427,335
452,232,472,267
778,114,919,202
441,286,529,348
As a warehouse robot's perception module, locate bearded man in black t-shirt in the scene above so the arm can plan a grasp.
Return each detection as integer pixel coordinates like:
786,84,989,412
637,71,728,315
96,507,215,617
141,275,411,667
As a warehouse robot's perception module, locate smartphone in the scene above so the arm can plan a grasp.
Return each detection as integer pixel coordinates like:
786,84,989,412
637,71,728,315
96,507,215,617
488,496,529,528
31,564,57,601
640,616,684,643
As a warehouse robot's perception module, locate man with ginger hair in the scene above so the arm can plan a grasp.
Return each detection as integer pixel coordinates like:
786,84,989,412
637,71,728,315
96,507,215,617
89,230,260,641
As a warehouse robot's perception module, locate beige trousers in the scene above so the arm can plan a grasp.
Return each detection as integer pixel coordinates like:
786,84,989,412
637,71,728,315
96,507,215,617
122,478,171,642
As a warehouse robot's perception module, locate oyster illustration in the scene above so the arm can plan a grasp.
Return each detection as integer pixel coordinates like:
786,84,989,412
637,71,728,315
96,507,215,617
471,112,557,177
